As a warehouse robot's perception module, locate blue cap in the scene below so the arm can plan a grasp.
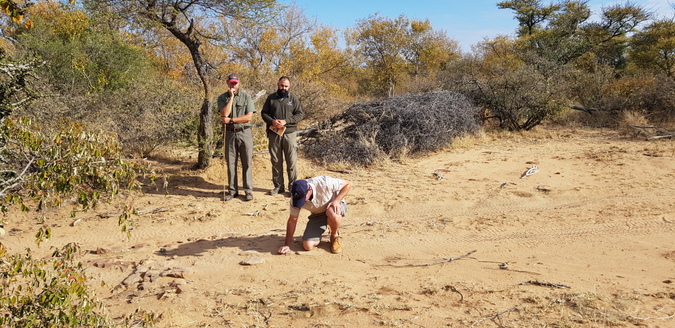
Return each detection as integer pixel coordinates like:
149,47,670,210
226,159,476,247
291,180,309,208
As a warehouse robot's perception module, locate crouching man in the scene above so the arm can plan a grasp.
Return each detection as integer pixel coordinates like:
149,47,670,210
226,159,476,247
278,176,352,254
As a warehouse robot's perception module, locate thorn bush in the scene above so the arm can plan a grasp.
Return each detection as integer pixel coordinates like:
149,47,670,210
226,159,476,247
301,91,481,166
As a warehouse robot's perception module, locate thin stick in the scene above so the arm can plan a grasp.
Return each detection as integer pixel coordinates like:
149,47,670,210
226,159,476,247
519,280,570,288
630,313,675,320
223,123,229,200
444,285,464,302
383,250,477,267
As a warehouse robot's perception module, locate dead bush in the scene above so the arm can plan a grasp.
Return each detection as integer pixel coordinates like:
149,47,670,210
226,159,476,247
301,91,481,166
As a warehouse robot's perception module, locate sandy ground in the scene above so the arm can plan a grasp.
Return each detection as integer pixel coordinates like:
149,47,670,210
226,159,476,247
3,126,675,327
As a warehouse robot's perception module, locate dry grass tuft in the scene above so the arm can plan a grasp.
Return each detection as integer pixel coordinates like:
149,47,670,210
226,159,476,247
618,110,650,136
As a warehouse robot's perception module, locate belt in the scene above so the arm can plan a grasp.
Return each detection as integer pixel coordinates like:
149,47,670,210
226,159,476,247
226,125,251,132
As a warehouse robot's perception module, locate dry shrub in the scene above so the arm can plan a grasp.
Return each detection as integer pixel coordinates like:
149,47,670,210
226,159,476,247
294,80,352,123
301,91,481,167
618,110,650,136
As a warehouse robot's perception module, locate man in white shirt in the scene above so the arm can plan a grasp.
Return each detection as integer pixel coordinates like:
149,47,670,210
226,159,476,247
277,176,352,254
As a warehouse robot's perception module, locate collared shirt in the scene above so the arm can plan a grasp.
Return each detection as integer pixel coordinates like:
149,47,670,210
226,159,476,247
290,176,343,216
217,90,256,128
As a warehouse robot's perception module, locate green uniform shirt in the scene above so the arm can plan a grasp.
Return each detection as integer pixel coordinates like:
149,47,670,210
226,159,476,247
217,90,256,128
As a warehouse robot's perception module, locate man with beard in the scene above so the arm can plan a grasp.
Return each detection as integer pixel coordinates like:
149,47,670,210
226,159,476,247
261,76,304,195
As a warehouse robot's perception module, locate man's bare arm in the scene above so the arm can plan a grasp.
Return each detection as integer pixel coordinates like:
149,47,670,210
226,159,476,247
278,214,299,254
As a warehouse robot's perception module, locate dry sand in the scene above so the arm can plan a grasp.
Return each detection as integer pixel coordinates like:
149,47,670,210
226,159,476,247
3,126,675,327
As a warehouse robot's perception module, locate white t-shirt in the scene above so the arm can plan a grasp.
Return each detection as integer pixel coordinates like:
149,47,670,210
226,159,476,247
290,176,343,216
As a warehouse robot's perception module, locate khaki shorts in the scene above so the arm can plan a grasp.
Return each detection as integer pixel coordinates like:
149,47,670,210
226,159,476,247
302,201,347,242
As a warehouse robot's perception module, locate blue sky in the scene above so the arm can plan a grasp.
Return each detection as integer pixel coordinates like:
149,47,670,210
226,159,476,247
279,0,674,52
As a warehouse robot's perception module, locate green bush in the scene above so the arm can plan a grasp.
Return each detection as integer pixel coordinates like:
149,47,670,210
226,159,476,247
0,243,112,327
0,117,152,237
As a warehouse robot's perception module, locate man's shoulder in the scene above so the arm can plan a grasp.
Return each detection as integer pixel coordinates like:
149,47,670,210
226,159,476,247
309,175,338,185
289,92,300,100
265,92,279,100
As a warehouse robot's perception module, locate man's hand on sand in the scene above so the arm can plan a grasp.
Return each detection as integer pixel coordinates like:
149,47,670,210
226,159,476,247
278,245,290,254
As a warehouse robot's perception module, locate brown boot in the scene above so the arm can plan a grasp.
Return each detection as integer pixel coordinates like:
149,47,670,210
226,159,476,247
330,235,342,254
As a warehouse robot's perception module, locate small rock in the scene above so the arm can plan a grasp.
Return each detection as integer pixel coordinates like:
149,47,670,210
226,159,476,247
94,247,110,254
161,267,194,278
121,273,143,286
143,270,163,283
92,259,115,268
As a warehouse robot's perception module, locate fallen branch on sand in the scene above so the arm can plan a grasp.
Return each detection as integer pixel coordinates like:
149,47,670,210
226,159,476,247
519,280,570,288
629,125,675,140
570,105,602,114
383,250,477,267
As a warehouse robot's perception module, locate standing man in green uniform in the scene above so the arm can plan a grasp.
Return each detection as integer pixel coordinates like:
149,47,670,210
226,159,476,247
261,76,304,195
218,73,256,201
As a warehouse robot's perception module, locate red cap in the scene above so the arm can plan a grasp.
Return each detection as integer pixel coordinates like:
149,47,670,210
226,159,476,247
227,73,239,83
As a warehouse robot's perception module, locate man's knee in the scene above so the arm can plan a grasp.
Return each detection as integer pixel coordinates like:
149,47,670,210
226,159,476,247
303,239,319,251
326,208,344,221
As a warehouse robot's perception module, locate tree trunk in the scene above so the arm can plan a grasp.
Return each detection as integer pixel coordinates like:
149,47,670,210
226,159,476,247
193,56,213,170
162,24,214,169
196,97,213,169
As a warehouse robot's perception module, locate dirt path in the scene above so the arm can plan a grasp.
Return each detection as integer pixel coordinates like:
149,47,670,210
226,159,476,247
4,127,675,327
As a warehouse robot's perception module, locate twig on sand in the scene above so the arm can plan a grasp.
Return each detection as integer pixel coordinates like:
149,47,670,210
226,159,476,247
382,250,477,267
519,280,570,288
470,306,519,328
630,313,675,321
98,207,169,218
136,207,169,215
444,285,464,302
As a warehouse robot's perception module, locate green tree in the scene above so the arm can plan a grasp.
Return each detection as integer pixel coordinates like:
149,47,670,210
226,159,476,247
629,19,675,78
498,0,649,67
16,5,150,93
84,0,276,169
580,2,650,68
498,0,561,36
349,14,410,97
349,14,458,97
466,37,568,131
